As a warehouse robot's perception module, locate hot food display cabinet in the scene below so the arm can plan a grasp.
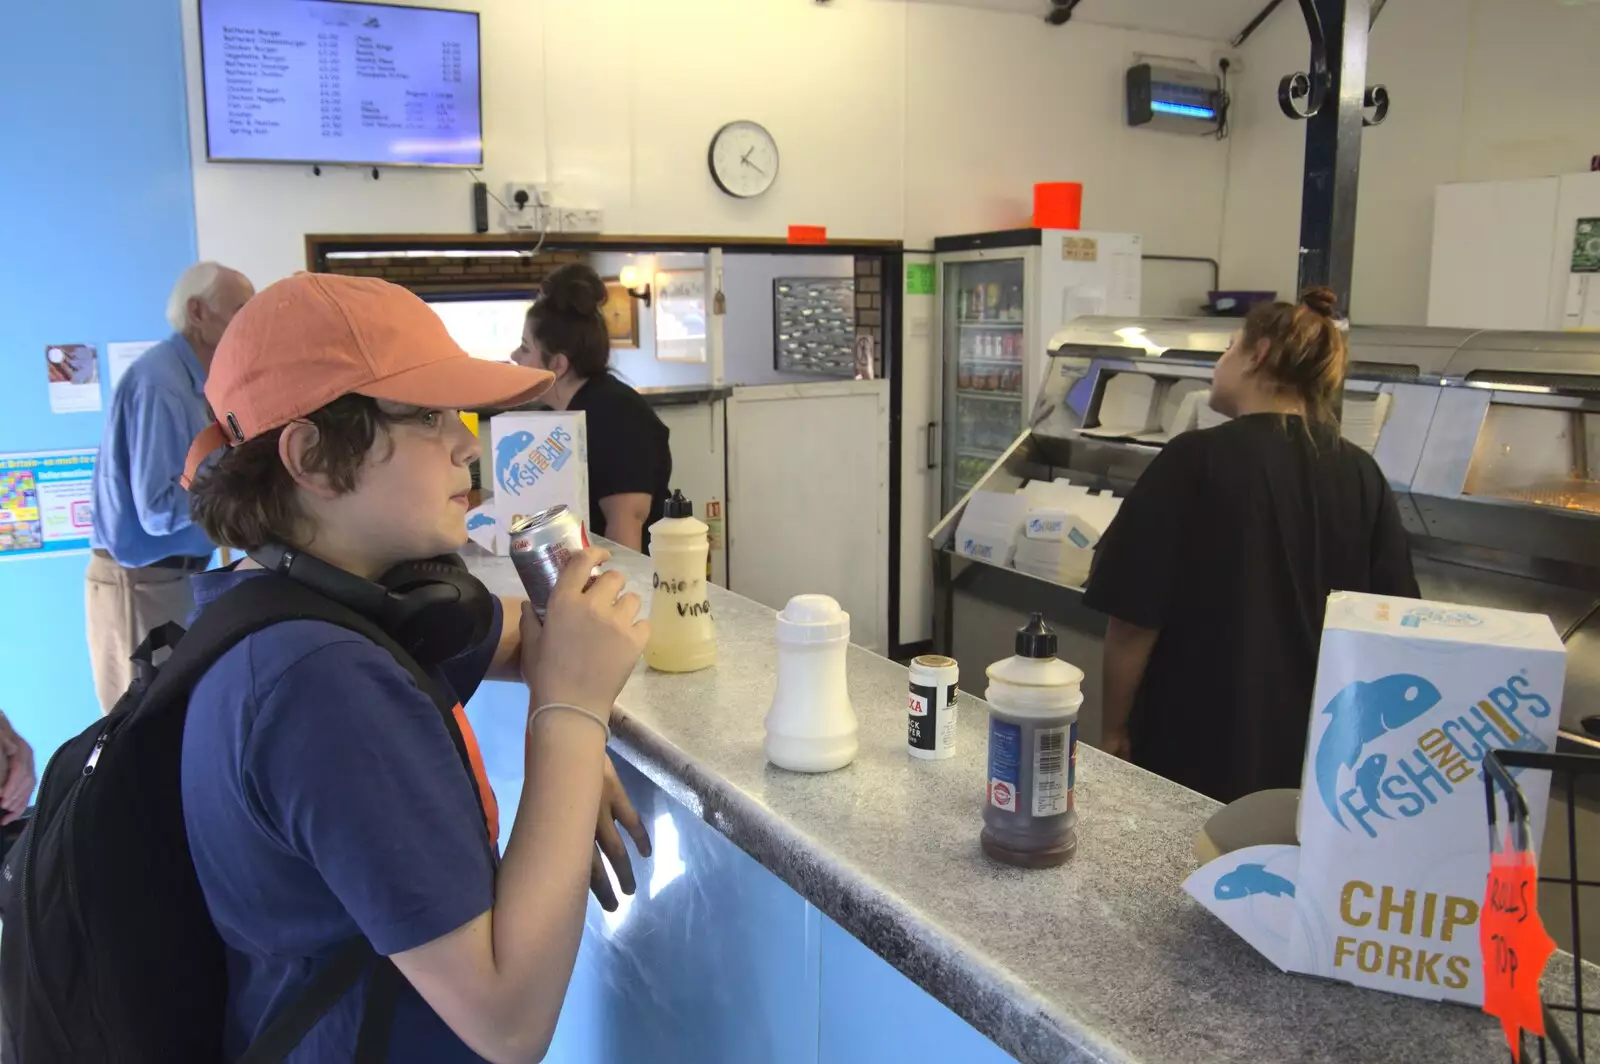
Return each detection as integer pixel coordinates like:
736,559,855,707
930,318,1600,758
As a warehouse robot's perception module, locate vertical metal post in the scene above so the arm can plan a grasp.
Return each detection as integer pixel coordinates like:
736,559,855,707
1295,0,1370,314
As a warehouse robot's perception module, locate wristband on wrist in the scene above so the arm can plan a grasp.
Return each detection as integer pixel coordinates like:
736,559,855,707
527,702,611,740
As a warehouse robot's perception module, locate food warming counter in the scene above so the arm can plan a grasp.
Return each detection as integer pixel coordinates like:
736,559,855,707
930,317,1600,756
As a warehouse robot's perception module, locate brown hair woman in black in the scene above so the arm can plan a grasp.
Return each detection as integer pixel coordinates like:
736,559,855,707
512,263,671,552
1084,288,1419,802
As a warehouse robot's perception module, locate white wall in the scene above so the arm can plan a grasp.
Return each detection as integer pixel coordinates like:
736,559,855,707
902,4,1229,262
1219,0,1600,326
181,0,1233,295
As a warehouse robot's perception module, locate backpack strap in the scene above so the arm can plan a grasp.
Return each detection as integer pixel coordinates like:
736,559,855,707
147,573,497,841
353,960,406,1064
145,574,497,1064
233,938,377,1064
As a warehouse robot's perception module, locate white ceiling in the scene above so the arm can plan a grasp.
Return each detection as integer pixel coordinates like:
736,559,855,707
903,0,1276,43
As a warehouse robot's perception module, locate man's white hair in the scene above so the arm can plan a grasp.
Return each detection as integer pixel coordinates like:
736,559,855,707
165,261,233,333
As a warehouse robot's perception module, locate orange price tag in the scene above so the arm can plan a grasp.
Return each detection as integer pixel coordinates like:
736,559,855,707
1480,848,1557,1061
787,225,828,245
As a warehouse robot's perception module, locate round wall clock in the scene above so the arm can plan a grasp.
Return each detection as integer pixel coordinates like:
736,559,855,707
708,120,779,199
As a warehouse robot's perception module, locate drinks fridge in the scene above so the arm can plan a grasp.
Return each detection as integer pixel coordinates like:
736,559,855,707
934,229,1142,509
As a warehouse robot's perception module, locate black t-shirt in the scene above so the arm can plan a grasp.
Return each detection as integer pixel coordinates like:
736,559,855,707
568,373,672,549
1083,413,1419,804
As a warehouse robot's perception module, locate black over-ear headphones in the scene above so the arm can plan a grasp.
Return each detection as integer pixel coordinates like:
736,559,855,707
250,544,496,665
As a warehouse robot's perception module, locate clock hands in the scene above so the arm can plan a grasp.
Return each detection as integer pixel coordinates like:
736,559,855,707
711,123,776,197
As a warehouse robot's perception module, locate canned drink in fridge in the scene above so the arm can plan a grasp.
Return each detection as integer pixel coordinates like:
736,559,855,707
908,654,959,760
509,504,592,620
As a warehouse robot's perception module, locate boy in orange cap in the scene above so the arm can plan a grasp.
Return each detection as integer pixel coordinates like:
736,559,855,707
181,273,650,1063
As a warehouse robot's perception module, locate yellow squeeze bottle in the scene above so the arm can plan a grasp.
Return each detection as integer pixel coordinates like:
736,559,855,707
645,490,718,673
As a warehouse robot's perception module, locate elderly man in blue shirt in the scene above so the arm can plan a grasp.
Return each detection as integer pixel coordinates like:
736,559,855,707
86,261,255,713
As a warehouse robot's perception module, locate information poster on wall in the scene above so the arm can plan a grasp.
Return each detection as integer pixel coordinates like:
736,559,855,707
106,340,159,392
0,450,97,557
45,345,101,415
906,263,935,296
1572,218,1600,273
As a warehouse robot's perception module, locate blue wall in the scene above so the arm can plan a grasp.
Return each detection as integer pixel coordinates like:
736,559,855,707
0,0,196,768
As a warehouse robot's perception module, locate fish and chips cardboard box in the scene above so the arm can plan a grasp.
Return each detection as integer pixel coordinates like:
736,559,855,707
1185,592,1567,1005
483,412,589,555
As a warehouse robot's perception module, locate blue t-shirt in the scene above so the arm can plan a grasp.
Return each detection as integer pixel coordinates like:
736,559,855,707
181,568,502,1063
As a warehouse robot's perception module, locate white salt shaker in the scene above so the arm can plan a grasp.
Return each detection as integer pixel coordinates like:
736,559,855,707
763,595,858,773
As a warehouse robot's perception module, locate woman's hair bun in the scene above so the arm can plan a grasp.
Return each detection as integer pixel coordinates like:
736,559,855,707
1298,285,1339,319
541,263,607,318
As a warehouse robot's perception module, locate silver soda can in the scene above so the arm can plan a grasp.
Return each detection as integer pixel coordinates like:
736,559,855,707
509,505,590,619
908,654,959,760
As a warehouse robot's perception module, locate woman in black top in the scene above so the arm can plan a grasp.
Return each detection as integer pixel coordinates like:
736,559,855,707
513,264,671,551
1083,288,1419,803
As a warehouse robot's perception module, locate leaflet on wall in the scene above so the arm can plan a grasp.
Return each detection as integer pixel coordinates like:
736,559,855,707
106,340,159,392
0,450,97,557
45,345,101,414
1572,217,1600,273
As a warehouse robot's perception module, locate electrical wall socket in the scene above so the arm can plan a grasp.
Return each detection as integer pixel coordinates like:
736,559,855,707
557,208,603,234
503,183,546,214
501,204,550,233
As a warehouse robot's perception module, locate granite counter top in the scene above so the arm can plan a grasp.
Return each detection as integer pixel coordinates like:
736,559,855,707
466,549,1519,1064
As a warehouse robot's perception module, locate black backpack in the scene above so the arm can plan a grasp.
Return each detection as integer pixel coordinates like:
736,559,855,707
0,573,489,1063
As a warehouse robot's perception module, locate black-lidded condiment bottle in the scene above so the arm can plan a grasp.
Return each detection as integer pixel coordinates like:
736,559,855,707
981,614,1084,868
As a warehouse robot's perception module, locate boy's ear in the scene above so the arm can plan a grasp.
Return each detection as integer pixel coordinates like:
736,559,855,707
279,420,340,499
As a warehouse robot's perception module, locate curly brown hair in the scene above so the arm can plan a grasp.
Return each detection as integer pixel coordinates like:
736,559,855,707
187,395,419,551
1239,286,1348,428
526,263,611,378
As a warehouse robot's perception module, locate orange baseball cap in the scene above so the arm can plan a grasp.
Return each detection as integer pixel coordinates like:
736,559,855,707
182,273,552,486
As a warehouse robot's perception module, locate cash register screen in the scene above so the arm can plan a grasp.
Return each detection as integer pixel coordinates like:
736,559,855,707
200,0,483,166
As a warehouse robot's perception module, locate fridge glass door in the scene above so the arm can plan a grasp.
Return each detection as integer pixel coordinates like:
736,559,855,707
943,257,1026,508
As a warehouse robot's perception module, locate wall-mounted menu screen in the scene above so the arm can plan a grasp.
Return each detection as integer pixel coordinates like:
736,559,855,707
200,0,482,167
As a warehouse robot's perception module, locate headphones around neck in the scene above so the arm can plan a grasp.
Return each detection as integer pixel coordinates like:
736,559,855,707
249,544,495,665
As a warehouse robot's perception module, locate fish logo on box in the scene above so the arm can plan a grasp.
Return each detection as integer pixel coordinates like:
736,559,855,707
1214,863,1296,901
495,427,575,497
466,512,495,532
962,538,994,560
1313,671,1554,839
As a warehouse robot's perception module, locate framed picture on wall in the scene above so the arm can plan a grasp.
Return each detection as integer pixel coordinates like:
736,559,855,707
655,269,708,364
773,277,856,377
601,281,639,349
